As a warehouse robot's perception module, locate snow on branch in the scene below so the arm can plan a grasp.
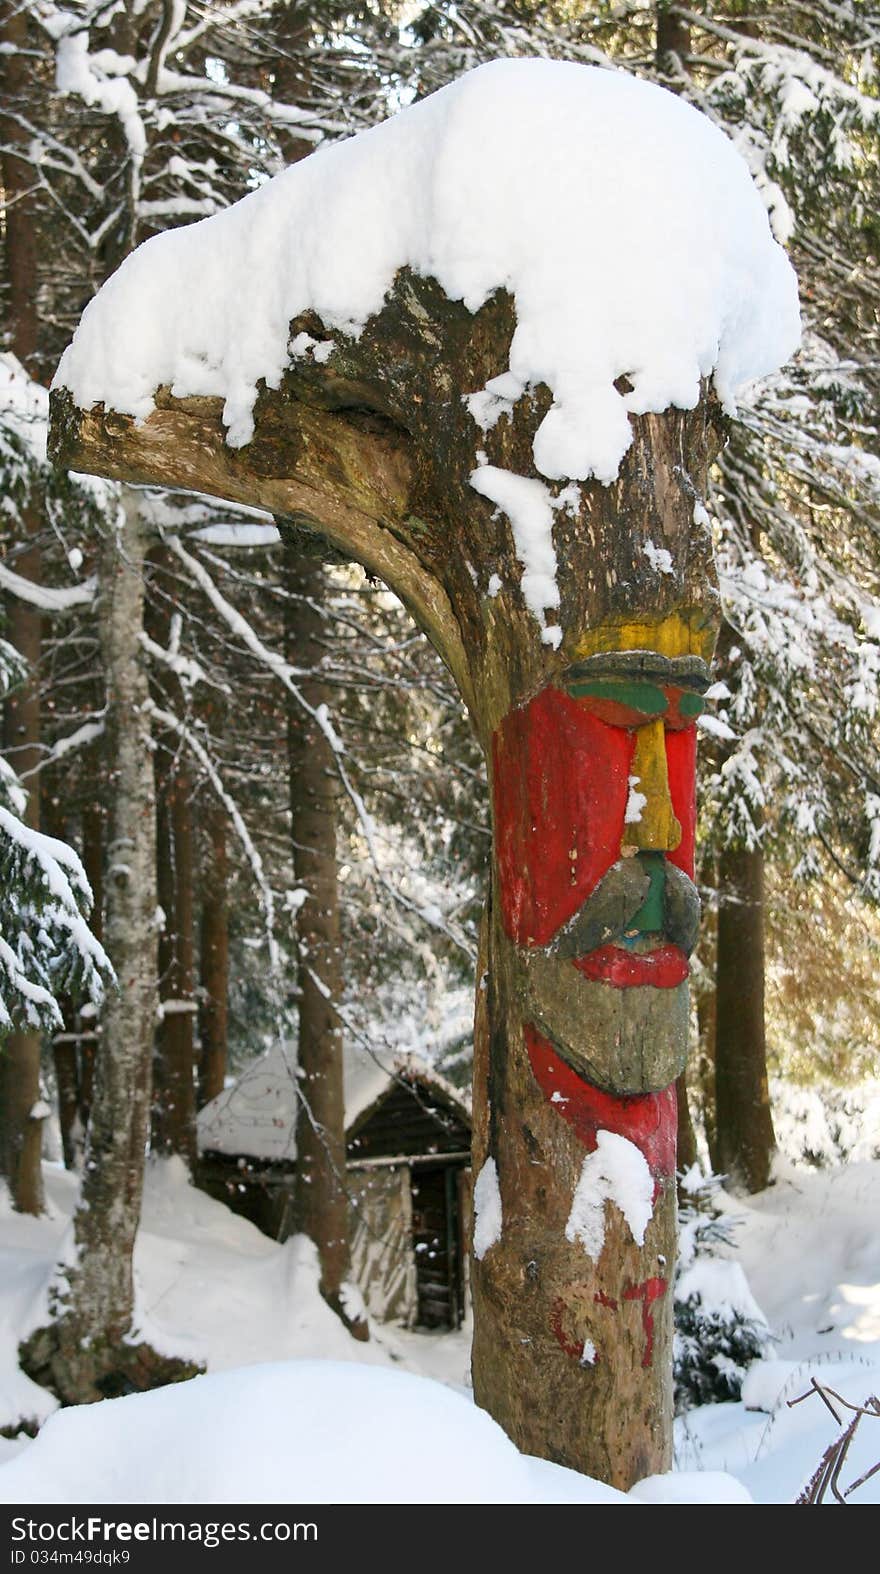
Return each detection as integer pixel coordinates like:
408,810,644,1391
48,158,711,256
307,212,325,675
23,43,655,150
0,563,97,612
0,805,113,1034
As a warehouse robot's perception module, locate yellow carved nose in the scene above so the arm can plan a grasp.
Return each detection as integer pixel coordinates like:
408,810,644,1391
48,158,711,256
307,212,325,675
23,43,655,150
623,717,682,852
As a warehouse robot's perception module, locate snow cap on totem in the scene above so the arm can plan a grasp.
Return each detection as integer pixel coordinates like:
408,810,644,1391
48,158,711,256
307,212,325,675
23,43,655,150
54,57,801,496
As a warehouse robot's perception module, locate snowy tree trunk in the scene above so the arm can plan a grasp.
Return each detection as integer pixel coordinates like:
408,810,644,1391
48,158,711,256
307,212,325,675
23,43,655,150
152,760,197,1166
715,841,776,1192
147,545,197,1165
0,0,45,1214
0,0,38,368
1,524,45,1215
53,1038,81,1171
198,798,229,1107
676,1071,699,1177
77,788,105,1132
49,274,721,1481
20,490,200,1402
284,545,368,1341
655,2,690,72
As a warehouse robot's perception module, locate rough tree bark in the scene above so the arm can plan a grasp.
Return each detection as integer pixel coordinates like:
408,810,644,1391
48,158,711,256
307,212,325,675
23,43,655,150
284,545,368,1341
0,0,45,1215
50,271,722,1483
715,840,776,1192
20,491,200,1401
656,2,690,72
146,545,197,1166
0,0,38,366
151,762,197,1165
44,792,96,1171
52,792,105,1169
197,797,229,1107
0,556,45,1215
77,790,105,1131
675,1071,699,1176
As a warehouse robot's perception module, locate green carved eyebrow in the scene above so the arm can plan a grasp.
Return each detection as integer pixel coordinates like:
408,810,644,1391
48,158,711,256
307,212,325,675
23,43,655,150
566,678,668,715
679,692,706,717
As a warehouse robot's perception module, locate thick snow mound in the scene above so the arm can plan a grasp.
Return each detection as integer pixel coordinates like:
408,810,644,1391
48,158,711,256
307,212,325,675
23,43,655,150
0,1360,629,1505
55,58,800,485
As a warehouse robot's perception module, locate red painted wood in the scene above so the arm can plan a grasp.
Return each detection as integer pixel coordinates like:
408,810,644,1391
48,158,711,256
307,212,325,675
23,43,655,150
493,687,699,947
574,943,688,989
525,1026,677,1182
550,1296,587,1360
665,723,696,879
493,687,633,947
550,1278,668,1367
622,1275,668,1368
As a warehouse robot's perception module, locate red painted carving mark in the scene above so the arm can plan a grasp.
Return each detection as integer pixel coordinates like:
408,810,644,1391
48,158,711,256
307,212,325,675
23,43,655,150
493,686,633,947
623,1276,668,1368
551,1287,621,1362
526,1027,677,1184
550,1296,584,1360
574,943,689,989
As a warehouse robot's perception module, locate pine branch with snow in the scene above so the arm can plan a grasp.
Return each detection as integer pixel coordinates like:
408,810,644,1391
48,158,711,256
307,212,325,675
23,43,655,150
674,1167,773,1413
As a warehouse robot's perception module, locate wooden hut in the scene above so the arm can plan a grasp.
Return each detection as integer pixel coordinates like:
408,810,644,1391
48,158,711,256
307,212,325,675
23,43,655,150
197,1049,472,1330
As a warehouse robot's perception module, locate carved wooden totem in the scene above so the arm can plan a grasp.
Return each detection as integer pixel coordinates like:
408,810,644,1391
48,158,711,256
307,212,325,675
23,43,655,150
48,56,754,1480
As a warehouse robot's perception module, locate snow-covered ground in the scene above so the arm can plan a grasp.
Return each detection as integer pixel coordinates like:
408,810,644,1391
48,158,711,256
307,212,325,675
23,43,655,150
1,1150,878,1504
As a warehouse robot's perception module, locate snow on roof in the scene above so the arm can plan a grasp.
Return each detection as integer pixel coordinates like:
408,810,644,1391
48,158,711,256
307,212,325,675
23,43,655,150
55,58,799,491
197,1041,470,1164
1,353,49,464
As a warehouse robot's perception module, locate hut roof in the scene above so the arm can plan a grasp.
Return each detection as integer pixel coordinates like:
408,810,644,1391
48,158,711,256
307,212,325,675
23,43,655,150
197,1043,470,1165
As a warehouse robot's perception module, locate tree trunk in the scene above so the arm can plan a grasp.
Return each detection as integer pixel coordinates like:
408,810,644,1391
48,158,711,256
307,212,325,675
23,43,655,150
0,0,39,369
715,841,776,1192
147,546,197,1166
285,545,367,1341
51,1039,80,1171
697,956,718,1173
676,1071,698,1175
77,793,104,1131
0,0,45,1214
656,3,690,71
152,762,197,1164
1,525,45,1214
42,800,87,1171
20,490,201,1402
198,799,229,1106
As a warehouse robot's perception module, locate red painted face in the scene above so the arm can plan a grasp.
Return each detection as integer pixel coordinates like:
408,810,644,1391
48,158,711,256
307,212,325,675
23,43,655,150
493,672,704,1169
492,683,697,955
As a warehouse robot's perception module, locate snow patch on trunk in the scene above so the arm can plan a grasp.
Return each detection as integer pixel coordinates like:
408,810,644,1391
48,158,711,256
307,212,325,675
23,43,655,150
566,1132,654,1260
468,465,560,635
473,1157,503,1261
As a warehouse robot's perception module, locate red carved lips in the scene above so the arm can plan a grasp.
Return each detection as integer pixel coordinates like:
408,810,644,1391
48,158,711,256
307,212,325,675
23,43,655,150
573,944,689,989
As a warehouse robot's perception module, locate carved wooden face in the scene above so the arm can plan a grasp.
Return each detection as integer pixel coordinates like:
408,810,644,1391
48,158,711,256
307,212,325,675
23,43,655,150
491,613,712,1096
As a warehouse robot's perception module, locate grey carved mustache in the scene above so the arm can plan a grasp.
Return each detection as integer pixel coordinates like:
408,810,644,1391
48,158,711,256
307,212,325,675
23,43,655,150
549,857,700,959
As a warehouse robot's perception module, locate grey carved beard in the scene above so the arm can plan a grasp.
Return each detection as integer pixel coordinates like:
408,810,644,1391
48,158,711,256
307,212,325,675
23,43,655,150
518,946,690,1096
512,854,698,1095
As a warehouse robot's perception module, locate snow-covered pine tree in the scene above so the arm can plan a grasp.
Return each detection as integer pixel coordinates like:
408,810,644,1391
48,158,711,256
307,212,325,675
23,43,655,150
0,357,113,1207
674,1167,772,1413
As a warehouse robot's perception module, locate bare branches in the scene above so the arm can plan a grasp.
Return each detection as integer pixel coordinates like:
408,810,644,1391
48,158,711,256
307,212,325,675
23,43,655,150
790,1378,880,1503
